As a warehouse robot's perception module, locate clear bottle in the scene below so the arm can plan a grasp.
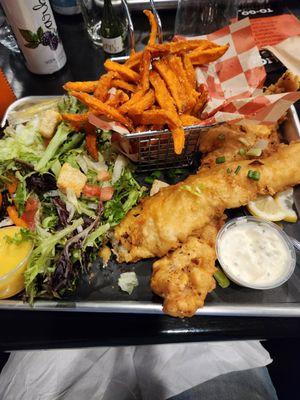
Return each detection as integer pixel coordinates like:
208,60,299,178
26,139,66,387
1,0,67,75
174,0,238,36
100,0,125,55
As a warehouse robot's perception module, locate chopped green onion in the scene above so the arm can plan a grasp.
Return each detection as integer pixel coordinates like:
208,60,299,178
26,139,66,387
144,176,155,184
151,170,162,179
238,148,246,156
214,267,230,288
181,183,205,197
234,165,241,175
246,147,262,157
216,156,225,164
247,170,260,181
238,137,250,146
226,168,232,174
218,134,225,140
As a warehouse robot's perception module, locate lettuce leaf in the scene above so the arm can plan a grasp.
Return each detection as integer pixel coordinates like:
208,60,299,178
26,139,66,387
24,218,84,302
0,120,44,168
83,223,110,249
14,179,28,216
103,168,145,226
58,95,87,114
35,123,73,173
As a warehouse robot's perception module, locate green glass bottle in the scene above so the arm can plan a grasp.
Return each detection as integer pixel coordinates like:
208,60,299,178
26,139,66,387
100,0,125,55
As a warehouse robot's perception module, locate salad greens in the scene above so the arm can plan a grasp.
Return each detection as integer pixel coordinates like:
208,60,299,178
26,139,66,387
35,123,73,173
104,168,145,226
0,95,145,302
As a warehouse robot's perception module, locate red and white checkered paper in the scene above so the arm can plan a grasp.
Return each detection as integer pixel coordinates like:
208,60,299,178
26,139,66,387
183,17,300,126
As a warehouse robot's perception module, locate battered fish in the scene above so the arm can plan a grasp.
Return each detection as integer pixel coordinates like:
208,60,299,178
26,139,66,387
151,218,224,317
113,142,300,262
264,70,300,94
199,122,280,168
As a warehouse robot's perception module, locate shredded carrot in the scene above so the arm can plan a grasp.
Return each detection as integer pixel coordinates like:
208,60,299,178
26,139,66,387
7,178,18,195
7,206,28,228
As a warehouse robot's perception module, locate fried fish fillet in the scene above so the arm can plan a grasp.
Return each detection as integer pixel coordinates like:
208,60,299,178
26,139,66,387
151,218,224,318
199,122,280,168
264,70,300,94
113,142,300,262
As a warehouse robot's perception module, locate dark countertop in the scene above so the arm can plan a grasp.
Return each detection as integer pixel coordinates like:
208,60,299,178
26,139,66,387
0,4,300,350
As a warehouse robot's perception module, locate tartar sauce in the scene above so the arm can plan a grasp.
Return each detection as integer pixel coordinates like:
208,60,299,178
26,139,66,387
217,219,295,288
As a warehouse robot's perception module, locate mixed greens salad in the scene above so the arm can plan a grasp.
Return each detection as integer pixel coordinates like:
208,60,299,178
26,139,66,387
0,96,145,302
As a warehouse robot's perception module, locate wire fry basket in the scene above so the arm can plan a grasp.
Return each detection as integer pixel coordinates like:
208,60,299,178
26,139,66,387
111,2,213,172
112,124,212,172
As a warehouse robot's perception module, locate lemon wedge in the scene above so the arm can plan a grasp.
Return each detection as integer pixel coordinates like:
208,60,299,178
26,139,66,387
247,195,287,221
248,188,298,222
275,188,298,223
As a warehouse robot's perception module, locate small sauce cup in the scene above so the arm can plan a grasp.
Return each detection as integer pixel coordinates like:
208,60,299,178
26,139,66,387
0,227,33,299
216,216,296,290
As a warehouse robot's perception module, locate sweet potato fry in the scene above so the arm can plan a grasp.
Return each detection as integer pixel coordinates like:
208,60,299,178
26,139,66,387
124,51,143,69
171,127,185,155
153,59,188,113
183,54,196,89
140,50,151,90
63,81,98,93
118,89,146,114
180,114,202,126
147,40,217,57
104,59,139,82
111,79,137,93
70,91,132,129
106,90,129,107
143,10,157,46
94,71,116,101
138,109,181,128
192,85,209,117
167,55,198,112
135,109,185,153
85,123,98,161
149,70,176,114
189,44,229,65
134,125,148,132
127,89,155,115
61,113,88,130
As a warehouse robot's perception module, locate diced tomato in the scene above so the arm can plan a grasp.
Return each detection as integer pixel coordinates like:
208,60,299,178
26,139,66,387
82,184,114,201
0,192,2,208
21,197,39,231
99,186,114,201
97,170,111,182
43,137,51,147
82,184,102,198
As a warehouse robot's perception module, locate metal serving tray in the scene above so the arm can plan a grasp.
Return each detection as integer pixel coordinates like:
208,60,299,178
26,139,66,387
1,97,300,317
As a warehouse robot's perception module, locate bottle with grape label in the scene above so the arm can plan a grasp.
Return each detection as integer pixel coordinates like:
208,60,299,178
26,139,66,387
1,0,66,75
100,0,126,55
